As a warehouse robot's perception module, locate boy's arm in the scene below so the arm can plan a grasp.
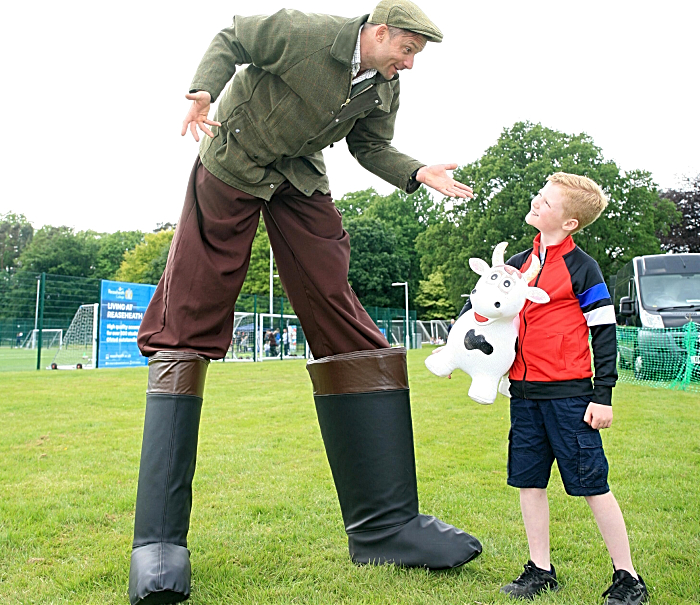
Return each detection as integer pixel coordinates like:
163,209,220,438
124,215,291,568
570,255,618,426
584,321,617,429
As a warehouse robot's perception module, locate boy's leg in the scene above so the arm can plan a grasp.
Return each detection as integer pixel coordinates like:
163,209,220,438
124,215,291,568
585,492,637,578
502,398,558,598
520,488,551,572
508,397,555,570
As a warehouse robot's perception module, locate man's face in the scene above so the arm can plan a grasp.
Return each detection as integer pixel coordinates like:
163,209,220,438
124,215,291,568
372,29,426,79
525,182,572,234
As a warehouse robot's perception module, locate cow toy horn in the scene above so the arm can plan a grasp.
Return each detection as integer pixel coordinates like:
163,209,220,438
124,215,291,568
522,255,541,283
491,242,508,266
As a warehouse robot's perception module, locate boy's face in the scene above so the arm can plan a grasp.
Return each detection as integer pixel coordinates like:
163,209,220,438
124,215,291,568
525,182,576,235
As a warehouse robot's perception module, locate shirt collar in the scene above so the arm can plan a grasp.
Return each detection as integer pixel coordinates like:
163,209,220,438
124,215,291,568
533,233,576,260
351,25,377,84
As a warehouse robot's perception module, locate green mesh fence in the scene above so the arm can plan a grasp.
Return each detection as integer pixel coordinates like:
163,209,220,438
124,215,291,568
0,272,101,372
616,323,700,393
0,274,417,371
365,306,418,348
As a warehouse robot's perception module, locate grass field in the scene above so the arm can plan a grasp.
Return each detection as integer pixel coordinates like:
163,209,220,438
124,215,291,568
1,348,698,604
0,347,62,373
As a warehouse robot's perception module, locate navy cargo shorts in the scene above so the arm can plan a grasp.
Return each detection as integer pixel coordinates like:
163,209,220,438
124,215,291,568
507,396,610,497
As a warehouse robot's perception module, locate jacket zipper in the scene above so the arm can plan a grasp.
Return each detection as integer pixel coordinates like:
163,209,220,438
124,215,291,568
340,84,374,109
520,250,546,398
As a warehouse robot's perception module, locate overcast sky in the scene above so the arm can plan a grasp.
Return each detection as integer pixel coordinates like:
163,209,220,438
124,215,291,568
1,1,698,233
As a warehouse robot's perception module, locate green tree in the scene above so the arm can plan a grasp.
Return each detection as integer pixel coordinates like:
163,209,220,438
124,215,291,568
659,174,700,253
345,215,409,308
0,212,34,274
94,230,145,279
115,230,175,284
238,221,286,311
414,270,453,319
363,187,442,314
417,122,679,313
335,188,379,218
18,226,100,277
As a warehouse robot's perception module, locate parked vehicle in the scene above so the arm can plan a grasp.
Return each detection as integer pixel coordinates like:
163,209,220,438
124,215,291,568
612,254,700,379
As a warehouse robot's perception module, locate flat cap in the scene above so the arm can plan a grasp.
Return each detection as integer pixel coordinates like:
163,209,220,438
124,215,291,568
368,0,443,43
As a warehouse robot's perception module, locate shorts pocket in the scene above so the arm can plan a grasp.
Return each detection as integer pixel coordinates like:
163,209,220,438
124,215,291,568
576,431,608,487
506,428,513,478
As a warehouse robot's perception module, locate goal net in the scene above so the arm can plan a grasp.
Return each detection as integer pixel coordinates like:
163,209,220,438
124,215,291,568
21,329,63,350
224,312,256,361
51,303,99,369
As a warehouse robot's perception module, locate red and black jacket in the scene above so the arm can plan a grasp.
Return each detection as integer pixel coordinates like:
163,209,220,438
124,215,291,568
460,234,618,405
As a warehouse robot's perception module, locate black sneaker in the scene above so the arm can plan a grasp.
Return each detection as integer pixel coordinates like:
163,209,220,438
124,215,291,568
500,560,559,599
602,569,648,604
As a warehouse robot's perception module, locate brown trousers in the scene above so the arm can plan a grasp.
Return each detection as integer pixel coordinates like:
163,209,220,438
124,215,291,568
138,159,389,360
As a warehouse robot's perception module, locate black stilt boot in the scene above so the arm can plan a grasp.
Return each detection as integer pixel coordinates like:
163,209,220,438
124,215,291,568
307,348,482,569
129,352,209,605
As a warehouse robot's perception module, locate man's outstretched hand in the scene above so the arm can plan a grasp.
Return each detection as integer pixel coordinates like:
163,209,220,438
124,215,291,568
416,164,473,199
181,91,221,142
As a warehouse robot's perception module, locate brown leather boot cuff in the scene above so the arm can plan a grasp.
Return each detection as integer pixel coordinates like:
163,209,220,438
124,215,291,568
306,348,408,396
147,351,210,397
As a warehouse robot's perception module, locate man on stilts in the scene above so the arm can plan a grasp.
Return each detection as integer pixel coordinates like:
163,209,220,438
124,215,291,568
129,2,482,603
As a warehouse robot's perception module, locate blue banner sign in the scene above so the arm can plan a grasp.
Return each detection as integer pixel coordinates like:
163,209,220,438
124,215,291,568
99,280,156,368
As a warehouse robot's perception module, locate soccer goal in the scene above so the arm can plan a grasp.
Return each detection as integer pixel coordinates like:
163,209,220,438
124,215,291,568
51,303,99,369
223,312,256,361
21,329,63,350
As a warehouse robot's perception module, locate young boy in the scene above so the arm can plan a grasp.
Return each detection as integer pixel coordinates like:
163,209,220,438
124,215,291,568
462,173,648,603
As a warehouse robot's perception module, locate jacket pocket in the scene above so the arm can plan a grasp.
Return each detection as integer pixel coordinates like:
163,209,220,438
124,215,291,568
576,431,608,488
226,110,276,166
265,88,301,130
546,333,566,371
300,153,327,176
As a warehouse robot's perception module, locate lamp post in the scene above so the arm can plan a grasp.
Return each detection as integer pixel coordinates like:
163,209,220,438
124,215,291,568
392,282,409,350
269,246,281,359
269,246,274,314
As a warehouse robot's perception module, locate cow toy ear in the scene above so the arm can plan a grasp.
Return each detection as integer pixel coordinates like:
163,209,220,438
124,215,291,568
526,286,550,304
469,258,490,275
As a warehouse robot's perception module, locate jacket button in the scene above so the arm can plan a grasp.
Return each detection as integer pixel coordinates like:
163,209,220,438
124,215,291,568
235,129,240,133
270,184,274,189
330,110,334,115
374,100,379,103
304,189,309,193
253,154,258,159
335,118,339,122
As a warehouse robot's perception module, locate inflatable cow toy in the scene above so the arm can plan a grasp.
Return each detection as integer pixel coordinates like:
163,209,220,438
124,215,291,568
425,242,549,404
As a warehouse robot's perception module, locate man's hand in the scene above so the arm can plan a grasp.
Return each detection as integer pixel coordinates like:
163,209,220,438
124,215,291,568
583,402,613,430
416,164,474,199
181,91,221,142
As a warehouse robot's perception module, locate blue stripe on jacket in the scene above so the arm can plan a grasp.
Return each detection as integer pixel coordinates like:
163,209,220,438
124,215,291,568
577,282,610,308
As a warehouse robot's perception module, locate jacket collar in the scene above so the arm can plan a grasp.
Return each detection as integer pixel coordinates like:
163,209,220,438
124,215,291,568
532,233,576,261
331,15,398,83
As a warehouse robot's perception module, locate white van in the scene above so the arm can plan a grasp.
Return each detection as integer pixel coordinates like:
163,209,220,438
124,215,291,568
612,254,700,378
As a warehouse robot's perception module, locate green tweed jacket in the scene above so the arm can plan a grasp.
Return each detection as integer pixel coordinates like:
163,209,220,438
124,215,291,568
190,9,425,200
